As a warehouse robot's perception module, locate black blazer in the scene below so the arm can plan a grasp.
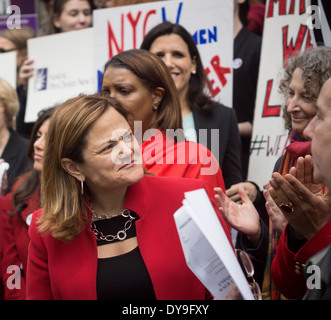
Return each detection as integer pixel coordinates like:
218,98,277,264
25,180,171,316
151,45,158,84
1,129,31,194
192,103,243,189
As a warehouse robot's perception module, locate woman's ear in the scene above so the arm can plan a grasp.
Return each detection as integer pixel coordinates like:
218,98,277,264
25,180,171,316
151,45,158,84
53,15,61,29
152,87,165,109
60,158,85,182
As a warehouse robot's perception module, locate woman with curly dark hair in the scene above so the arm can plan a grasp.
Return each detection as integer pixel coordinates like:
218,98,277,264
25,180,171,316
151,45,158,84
214,46,331,299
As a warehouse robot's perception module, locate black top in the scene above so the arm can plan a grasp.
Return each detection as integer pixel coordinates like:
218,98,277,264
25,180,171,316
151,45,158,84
93,214,156,300
1,129,31,194
16,84,35,139
193,103,243,189
233,27,262,180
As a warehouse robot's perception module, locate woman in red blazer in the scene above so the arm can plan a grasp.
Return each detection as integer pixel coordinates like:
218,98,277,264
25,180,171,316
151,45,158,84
1,107,55,299
101,49,228,216
26,94,232,300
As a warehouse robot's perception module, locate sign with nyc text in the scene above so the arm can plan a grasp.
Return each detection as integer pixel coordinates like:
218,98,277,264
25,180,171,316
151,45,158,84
248,0,313,188
93,0,233,108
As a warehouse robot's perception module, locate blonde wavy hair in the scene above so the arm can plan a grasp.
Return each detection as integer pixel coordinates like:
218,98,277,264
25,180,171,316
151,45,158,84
0,78,19,129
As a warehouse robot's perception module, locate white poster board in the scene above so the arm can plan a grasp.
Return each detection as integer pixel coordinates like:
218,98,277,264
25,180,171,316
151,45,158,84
0,51,16,89
248,0,312,188
93,0,233,107
25,28,95,122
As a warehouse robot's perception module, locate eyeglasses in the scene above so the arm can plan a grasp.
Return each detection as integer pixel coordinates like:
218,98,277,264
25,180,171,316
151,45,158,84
235,249,262,300
0,48,16,53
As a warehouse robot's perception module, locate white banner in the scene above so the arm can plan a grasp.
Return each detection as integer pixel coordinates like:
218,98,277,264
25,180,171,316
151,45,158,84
248,0,312,188
25,28,95,122
0,51,16,89
93,0,233,107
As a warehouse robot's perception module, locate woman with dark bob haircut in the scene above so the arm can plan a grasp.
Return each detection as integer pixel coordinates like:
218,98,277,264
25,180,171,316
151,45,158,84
140,21,243,189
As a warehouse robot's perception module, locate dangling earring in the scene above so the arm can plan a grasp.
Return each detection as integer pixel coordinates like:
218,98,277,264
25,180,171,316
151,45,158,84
80,180,84,195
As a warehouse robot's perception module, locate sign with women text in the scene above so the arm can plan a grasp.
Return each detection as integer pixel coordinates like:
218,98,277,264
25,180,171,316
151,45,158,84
248,0,314,188
93,0,233,108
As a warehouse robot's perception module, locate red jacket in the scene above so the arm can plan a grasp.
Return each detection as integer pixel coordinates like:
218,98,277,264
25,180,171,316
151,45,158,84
141,130,229,233
141,130,226,195
271,222,331,299
27,175,232,300
1,180,40,300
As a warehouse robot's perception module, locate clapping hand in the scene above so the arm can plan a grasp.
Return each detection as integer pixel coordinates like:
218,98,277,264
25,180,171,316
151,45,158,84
268,155,331,239
263,182,287,234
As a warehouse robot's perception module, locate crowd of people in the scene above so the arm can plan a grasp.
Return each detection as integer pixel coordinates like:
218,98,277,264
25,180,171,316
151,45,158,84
1,0,331,302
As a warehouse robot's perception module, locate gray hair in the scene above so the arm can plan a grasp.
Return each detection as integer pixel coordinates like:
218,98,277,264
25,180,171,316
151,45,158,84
279,46,331,132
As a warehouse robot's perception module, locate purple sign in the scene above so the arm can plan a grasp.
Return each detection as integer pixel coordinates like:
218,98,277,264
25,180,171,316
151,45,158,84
10,0,36,14
0,13,38,35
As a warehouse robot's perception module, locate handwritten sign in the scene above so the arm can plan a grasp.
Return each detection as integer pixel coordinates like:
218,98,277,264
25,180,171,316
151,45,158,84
93,0,233,107
248,0,313,188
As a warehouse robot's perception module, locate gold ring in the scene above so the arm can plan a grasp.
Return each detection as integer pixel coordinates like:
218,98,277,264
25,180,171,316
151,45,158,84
279,201,295,213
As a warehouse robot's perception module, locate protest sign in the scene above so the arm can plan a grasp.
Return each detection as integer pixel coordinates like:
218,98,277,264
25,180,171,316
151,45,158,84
25,28,95,122
0,51,16,88
93,0,233,107
248,0,313,188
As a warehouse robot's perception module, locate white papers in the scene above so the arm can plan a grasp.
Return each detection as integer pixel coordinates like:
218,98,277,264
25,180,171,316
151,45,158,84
0,51,17,89
174,188,254,300
25,28,96,122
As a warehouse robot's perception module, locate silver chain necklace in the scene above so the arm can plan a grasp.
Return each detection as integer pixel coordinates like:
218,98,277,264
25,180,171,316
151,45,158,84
90,204,137,242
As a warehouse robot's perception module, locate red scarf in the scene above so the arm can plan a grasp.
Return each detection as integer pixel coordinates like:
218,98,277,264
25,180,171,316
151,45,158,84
278,131,311,176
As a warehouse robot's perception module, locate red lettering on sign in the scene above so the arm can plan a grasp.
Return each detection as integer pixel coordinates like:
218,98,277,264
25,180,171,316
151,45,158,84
107,9,158,59
143,10,156,37
127,11,142,49
210,55,231,87
262,79,281,117
299,0,306,14
267,0,306,18
205,67,221,97
283,24,312,66
267,0,286,18
108,16,124,59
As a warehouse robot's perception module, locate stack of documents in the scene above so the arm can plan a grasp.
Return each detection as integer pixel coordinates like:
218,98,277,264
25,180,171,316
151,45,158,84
174,188,254,300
